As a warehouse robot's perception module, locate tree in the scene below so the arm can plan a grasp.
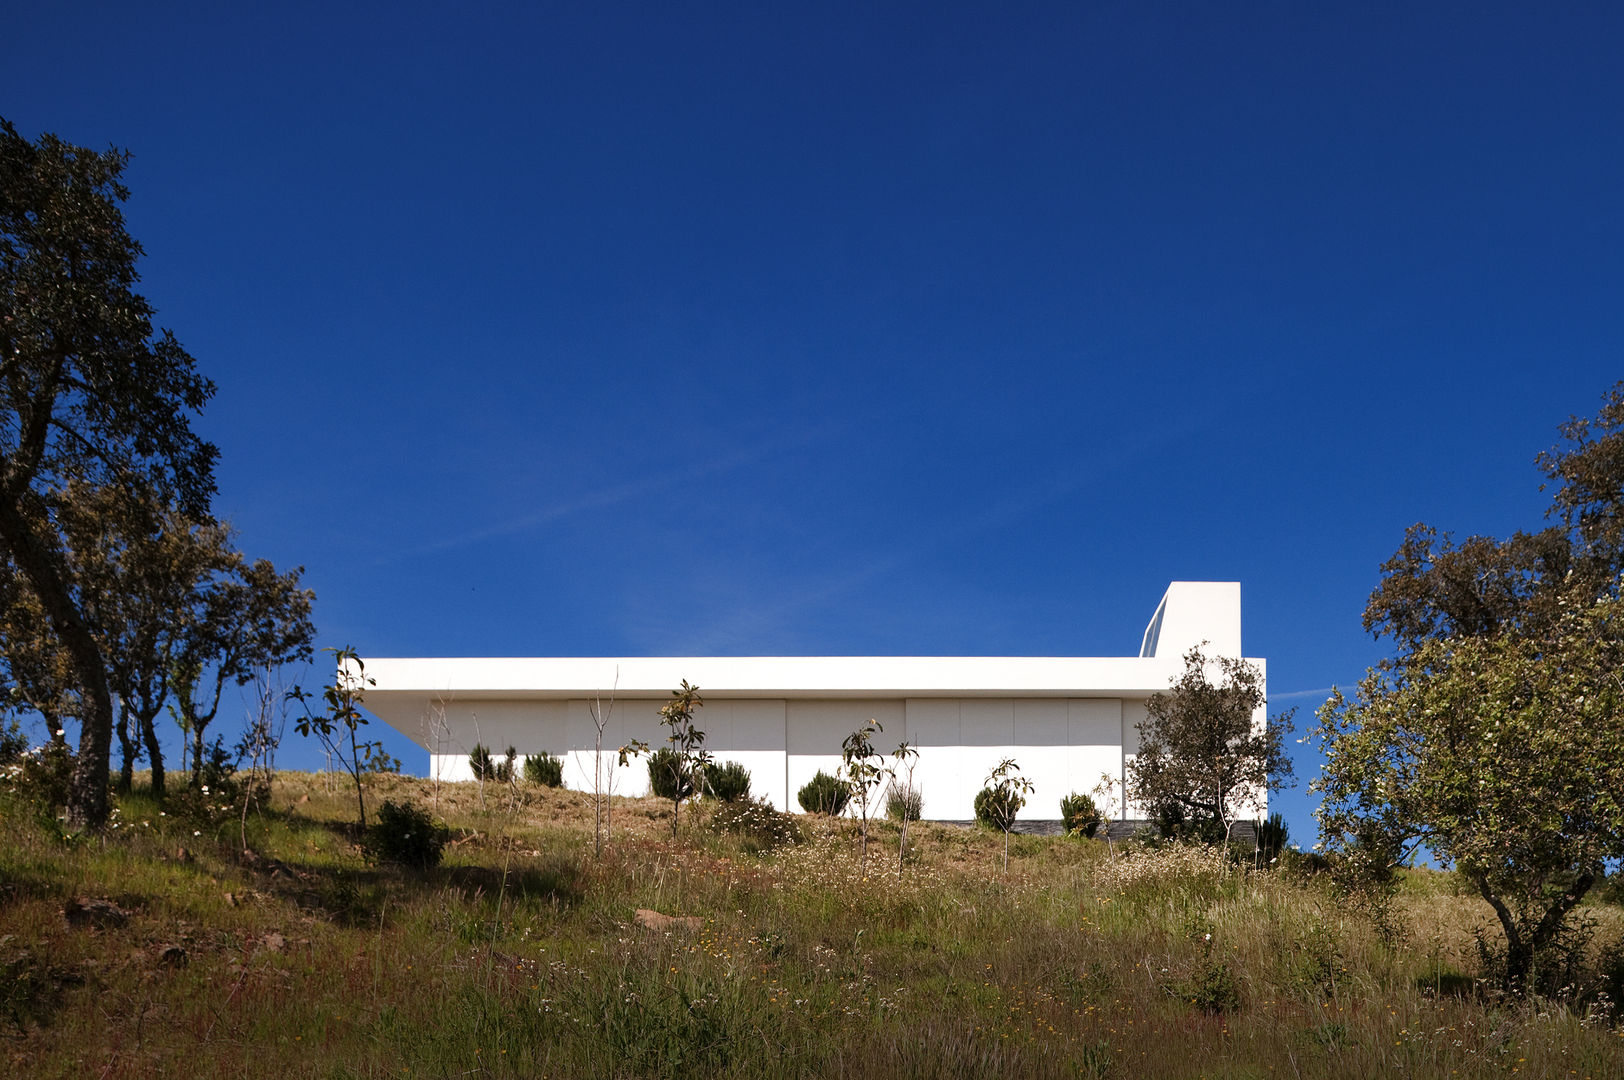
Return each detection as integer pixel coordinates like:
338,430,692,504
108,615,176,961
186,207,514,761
1314,382,1624,993
891,740,919,877
1127,646,1294,845
53,482,235,798
979,758,1033,872
839,719,891,874
584,673,617,858
290,648,397,829
1315,592,1624,992
0,120,217,828
0,564,78,748
169,555,315,787
620,680,710,836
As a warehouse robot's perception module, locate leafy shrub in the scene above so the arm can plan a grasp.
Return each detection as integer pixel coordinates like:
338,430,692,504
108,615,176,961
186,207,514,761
974,785,1019,831
1183,951,1241,1013
703,759,751,802
1,739,73,815
363,799,447,869
648,747,697,801
709,796,802,853
0,718,29,765
797,770,849,815
523,753,564,788
1061,792,1101,837
886,781,922,823
1151,800,1227,845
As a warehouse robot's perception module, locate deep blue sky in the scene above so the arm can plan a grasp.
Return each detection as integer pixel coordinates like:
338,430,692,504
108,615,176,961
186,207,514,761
7,3,1622,841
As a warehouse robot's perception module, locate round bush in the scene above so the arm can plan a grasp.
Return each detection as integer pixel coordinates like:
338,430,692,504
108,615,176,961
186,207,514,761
797,770,850,815
886,781,922,822
974,785,1020,831
703,760,752,802
363,800,447,869
1060,792,1102,837
709,796,802,852
648,747,697,801
523,753,564,788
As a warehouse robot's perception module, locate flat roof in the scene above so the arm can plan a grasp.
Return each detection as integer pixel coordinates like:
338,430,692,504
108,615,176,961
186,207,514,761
356,653,1265,703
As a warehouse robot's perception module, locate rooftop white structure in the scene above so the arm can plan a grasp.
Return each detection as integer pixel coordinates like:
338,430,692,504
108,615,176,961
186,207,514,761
360,582,1264,821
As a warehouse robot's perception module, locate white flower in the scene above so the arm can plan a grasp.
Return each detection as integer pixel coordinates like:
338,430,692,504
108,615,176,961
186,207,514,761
193,830,201,837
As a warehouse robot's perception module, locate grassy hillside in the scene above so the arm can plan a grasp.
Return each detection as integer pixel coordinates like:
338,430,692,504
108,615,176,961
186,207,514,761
2,772,1621,1079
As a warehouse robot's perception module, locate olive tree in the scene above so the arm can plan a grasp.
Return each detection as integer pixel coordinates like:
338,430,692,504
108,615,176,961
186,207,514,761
1316,382,1624,993
1315,591,1624,992
1127,646,1294,845
168,555,314,788
0,121,217,827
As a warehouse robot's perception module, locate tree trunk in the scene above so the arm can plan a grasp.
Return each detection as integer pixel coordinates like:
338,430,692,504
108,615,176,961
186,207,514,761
350,726,367,829
1472,870,1597,994
140,708,166,800
0,499,114,829
116,706,137,792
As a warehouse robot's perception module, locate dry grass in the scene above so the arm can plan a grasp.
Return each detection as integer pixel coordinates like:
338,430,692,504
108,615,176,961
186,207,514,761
1,771,1621,1078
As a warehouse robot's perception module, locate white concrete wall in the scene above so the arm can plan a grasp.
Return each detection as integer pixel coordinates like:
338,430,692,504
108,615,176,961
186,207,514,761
786,700,904,813
365,582,1267,820
1140,581,1242,660
420,695,1153,818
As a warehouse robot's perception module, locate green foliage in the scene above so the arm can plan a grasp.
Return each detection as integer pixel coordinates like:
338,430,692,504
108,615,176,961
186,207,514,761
980,758,1032,831
974,786,1018,831
701,759,751,802
840,719,893,867
1061,792,1101,837
648,747,697,801
1,739,74,817
1255,811,1289,864
0,121,220,829
522,752,564,788
640,680,708,834
1128,647,1294,836
1316,594,1624,990
468,744,515,784
289,648,389,828
797,769,850,815
363,800,447,869
886,781,922,823
707,795,801,853
1325,384,1624,994
1151,801,1228,846
1183,951,1242,1014
0,715,26,762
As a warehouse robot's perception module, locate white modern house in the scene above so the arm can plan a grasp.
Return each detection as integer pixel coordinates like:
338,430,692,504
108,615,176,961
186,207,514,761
358,581,1265,822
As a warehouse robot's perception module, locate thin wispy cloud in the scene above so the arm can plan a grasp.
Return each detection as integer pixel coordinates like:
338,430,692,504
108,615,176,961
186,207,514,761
1269,687,1338,701
377,422,838,564
637,423,1181,655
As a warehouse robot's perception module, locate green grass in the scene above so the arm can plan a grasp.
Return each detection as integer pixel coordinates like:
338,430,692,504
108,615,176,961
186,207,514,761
2,771,1621,1078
